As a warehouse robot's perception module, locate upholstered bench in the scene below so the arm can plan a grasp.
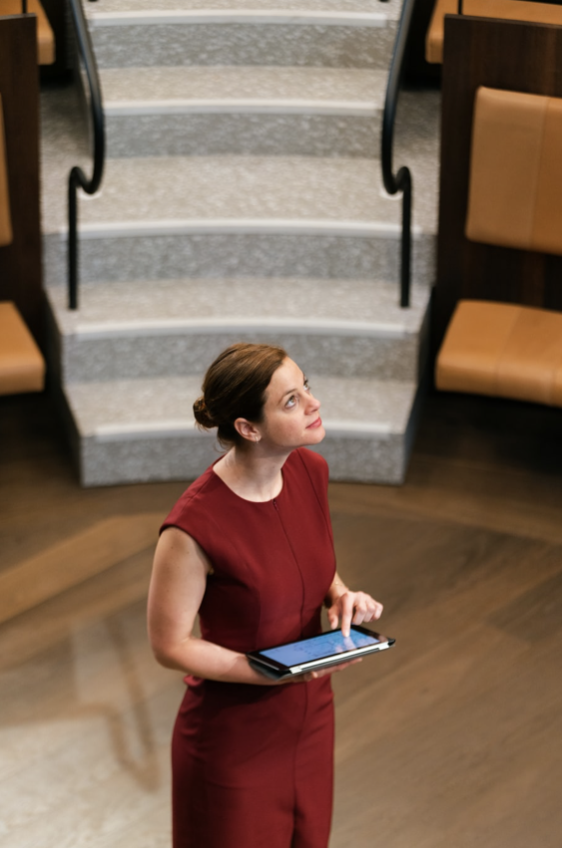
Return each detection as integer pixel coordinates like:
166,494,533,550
426,0,562,64
436,300,562,406
0,302,45,395
0,0,55,65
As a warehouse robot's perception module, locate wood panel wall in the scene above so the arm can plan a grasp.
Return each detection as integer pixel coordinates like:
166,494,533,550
0,15,43,346
433,14,562,354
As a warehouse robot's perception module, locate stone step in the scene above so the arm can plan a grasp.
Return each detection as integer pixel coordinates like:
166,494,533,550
86,0,400,70
46,277,431,383
62,371,423,486
43,155,437,288
101,66,387,157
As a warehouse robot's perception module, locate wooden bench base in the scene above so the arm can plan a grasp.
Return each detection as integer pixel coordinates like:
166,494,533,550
0,301,45,395
436,300,562,406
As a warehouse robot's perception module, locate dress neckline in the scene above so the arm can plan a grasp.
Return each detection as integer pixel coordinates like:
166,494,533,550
210,455,288,505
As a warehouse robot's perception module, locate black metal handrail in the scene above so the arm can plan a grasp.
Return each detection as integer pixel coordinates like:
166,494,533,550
67,0,105,309
380,0,416,308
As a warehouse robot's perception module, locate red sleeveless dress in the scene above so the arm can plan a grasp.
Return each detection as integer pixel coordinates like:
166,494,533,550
161,447,337,848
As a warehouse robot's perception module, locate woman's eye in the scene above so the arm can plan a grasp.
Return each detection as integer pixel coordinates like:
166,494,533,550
286,395,297,408
304,380,311,393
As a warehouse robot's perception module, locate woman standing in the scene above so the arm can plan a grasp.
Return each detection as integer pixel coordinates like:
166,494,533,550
148,343,383,848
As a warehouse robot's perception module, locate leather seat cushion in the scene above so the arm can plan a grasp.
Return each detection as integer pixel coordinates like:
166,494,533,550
436,300,562,406
465,87,562,257
0,301,45,395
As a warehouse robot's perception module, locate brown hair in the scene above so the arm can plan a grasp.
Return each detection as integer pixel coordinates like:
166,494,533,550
193,343,287,447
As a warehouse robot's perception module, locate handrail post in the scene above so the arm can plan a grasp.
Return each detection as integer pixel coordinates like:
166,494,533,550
68,171,78,310
66,0,105,310
400,170,412,308
381,0,416,308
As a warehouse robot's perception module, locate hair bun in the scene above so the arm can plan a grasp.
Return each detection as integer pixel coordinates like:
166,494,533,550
193,396,216,430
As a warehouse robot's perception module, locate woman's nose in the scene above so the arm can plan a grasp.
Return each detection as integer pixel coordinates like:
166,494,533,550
308,392,321,412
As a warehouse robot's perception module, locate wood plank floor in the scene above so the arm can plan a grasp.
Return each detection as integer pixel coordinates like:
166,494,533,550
1,390,561,848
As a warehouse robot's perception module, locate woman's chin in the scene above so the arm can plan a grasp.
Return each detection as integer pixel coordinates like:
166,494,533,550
303,424,326,444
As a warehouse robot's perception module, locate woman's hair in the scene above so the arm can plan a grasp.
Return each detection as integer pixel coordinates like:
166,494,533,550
193,343,287,446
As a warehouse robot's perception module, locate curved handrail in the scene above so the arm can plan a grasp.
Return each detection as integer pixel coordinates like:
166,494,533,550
381,0,417,308
67,0,105,309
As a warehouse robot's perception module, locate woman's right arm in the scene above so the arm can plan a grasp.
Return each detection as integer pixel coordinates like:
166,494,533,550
148,527,272,685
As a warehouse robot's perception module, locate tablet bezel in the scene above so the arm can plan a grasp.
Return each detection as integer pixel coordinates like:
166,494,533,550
247,625,395,679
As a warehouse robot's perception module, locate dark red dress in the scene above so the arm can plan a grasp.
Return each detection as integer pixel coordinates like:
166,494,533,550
161,447,337,848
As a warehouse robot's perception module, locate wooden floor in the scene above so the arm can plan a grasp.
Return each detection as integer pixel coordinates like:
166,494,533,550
1,389,562,848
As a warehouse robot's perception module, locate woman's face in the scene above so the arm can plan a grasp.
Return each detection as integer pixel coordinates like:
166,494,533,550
255,357,325,449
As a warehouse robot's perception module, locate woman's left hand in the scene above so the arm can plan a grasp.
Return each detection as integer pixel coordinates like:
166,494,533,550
326,583,383,638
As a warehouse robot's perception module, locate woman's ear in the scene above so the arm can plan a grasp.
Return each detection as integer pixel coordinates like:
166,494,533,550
234,418,261,443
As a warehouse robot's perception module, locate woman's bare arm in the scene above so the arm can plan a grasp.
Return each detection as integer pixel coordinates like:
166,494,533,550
149,529,364,683
148,527,272,685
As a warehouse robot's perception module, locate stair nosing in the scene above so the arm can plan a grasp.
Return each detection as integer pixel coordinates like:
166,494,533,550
90,417,399,441
52,219,426,238
67,316,418,340
88,10,388,26
104,99,381,116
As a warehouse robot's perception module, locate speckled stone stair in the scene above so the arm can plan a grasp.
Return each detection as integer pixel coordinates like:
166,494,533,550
64,373,424,486
46,277,431,384
41,0,440,486
42,154,436,288
86,0,401,70
102,66,387,157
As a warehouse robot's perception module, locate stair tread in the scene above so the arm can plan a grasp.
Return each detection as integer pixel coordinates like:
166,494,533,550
66,373,418,437
48,278,430,335
101,66,387,109
41,84,440,239
87,0,400,20
45,155,437,234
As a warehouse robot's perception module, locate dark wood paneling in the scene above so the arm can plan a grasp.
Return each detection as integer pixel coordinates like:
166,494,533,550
433,15,562,354
0,16,43,346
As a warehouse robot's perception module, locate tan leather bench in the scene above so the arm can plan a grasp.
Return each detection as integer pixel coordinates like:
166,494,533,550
0,93,11,247
436,300,562,406
426,0,562,64
0,0,55,65
0,301,45,395
466,87,562,256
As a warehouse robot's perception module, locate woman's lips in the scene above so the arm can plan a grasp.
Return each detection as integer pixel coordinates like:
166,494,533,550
307,417,322,430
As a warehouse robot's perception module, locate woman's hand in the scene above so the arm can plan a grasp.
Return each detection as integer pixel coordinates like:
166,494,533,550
274,657,362,685
325,574,383,637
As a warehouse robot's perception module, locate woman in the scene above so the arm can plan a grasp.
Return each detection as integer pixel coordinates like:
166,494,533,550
148,342,383,848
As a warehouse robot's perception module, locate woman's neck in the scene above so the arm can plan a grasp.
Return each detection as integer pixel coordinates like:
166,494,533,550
213,445,291,502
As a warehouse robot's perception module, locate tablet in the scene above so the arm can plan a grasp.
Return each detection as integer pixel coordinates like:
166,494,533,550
247,625,395,680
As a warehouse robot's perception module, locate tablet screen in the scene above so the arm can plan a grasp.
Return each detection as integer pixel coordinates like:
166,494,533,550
259,628,380,667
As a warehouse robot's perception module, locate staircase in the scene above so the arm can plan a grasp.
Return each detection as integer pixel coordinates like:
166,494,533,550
42,0,439,487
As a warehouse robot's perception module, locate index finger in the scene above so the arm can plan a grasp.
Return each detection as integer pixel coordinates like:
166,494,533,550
340,593,354,638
